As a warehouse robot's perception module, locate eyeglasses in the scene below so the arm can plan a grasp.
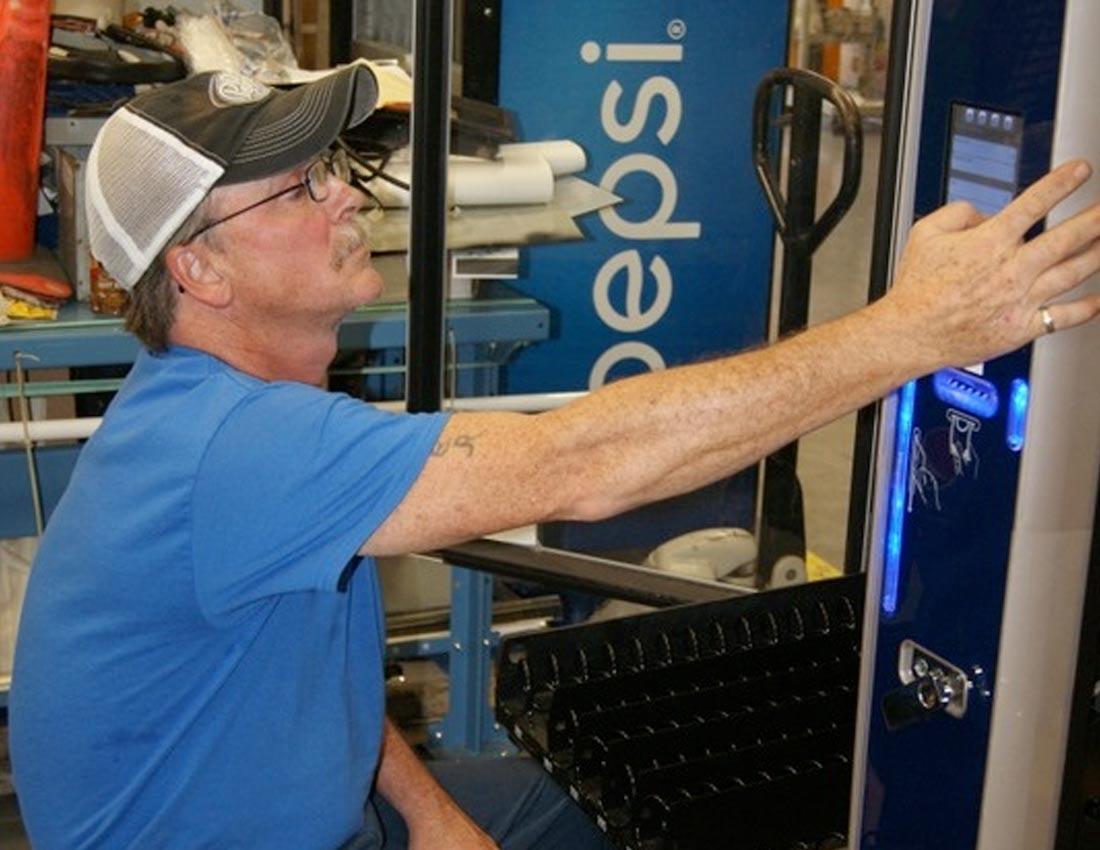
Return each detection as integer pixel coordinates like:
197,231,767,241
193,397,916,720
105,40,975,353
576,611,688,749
191,148,355,239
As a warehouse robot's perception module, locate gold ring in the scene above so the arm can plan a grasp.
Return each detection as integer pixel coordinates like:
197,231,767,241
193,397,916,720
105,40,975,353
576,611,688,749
1039,306,1056,335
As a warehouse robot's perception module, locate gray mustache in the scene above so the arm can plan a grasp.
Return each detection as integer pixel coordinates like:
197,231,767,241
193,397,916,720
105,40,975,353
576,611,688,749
331,219,371,270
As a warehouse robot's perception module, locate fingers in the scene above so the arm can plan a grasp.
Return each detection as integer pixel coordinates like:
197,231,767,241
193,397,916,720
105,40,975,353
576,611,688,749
989,159,1093,241
1029,229,1100,302
1038,293,1100,337
914,200,985,235
1020,202,1100,288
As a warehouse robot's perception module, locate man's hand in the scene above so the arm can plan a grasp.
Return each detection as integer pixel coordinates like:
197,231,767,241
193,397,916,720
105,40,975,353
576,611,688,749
884,159,1100,371
376,720,501,850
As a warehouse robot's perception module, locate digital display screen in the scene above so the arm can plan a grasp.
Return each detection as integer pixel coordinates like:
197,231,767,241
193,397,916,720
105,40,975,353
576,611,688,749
945,103,1024,215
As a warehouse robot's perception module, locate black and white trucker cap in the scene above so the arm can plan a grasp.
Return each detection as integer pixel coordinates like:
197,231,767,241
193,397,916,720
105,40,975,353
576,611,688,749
86,64,380,290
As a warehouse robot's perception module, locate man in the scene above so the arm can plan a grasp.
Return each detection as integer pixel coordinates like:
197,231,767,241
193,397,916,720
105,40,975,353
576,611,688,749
9,63,1100,850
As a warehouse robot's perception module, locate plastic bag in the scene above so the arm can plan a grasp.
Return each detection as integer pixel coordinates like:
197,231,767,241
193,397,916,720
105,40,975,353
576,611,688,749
177,6,300,82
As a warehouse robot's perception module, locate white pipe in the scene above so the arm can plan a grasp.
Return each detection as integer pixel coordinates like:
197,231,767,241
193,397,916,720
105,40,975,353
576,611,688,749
446,391,584,413
0,418,101,446
0,392,587,447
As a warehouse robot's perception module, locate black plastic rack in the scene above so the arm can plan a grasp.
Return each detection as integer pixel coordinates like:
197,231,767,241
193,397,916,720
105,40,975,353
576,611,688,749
496,574,865,850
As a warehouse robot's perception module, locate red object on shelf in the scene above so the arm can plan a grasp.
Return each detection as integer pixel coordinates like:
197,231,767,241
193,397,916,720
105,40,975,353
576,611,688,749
0,0,51,261
0,270,73,301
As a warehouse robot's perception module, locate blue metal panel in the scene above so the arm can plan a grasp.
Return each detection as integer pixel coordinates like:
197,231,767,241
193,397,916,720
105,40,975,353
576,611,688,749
498,0,787,394
861,2,1067,848
497,1,785,553
430,566,512,754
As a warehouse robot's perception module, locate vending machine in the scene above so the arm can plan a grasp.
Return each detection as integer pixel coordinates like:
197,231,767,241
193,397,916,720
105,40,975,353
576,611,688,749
852,1,1100,848
489,2,1100,849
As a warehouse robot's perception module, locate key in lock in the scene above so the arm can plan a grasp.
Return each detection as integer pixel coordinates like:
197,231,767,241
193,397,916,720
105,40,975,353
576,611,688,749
882,640,971,731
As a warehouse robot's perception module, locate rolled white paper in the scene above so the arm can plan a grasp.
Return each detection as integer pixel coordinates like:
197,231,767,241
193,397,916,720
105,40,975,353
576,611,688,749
498,140,587,176
367,155,555,208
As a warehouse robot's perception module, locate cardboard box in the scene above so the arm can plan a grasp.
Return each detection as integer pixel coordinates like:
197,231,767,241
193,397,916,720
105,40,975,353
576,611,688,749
56,146,91,301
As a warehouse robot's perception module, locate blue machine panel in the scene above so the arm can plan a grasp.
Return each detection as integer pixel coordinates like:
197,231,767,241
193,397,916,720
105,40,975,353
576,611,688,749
862,2,1067,848
495,1,788,552
498,1,787,394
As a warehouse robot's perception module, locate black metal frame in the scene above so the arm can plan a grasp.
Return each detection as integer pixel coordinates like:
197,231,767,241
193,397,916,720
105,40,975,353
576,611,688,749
438,539,741,608
328,0,352,64
842,0,915,574
461,0,502,104
326,0,505,410
405,0,454,413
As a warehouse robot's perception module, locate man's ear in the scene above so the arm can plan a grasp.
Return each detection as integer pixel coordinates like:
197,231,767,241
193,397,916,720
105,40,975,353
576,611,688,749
165,243,231,308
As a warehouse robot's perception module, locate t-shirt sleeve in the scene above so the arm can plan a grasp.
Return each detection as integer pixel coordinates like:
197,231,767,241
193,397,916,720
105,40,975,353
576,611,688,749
190,382,448,619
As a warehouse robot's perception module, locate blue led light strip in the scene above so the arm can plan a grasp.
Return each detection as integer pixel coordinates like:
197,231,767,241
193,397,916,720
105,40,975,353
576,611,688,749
883,380,917,616
1006,378,1029,452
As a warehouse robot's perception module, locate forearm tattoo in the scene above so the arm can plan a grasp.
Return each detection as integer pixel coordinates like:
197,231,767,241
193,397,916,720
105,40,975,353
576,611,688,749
433,432,481,458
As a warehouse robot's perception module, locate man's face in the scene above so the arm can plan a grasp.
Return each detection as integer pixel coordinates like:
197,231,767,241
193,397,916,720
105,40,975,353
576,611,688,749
202,158,385,329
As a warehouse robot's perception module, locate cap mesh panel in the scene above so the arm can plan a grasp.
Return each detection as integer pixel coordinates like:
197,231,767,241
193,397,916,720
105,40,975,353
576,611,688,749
87,109,224,289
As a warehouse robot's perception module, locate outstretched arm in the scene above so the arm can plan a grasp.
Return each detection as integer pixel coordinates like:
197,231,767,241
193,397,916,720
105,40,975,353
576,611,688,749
363,160,1100,557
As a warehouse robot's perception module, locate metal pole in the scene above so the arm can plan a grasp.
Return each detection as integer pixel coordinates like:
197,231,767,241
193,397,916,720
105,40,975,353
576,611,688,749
406,0,453,413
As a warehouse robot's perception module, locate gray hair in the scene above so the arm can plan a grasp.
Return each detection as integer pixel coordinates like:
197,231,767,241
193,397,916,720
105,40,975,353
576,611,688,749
124,195,216,352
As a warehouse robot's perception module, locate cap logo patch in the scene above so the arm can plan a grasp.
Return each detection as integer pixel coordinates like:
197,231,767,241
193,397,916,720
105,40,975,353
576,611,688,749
208,73,272,108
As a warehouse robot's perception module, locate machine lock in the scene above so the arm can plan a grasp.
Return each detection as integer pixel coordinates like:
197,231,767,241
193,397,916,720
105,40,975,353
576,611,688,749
882,640,970,731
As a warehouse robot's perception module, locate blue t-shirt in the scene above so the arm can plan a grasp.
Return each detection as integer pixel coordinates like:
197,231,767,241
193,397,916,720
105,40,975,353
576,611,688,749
9,346,448,850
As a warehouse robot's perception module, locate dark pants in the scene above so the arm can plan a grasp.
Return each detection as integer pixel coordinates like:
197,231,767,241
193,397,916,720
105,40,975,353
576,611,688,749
340,757,613,850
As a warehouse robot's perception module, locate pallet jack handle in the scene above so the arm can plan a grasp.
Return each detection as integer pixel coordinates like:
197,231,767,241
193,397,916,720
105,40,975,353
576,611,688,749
751,68,863,588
